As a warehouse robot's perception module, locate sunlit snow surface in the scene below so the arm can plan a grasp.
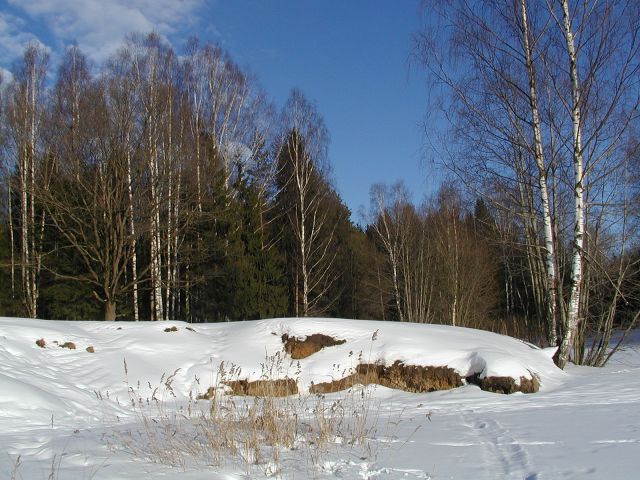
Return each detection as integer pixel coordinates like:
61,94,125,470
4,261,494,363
1,317,638,479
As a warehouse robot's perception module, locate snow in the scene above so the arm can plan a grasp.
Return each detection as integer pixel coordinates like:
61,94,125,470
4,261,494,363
1,316,638,479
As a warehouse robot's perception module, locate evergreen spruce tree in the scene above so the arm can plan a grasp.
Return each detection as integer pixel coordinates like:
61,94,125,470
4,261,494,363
190,166,288,321
233,167,288,318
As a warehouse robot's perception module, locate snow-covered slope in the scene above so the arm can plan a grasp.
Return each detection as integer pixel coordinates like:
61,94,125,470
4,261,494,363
1,317,638,479
0,318,561,412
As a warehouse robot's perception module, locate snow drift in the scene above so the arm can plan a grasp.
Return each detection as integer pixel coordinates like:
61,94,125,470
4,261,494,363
0,317,562,410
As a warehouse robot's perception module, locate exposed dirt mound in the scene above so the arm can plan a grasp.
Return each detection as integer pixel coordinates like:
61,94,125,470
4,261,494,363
196,387,216,400
309,361,463,394
224,378,299,397
282,333,346,359
466,373,540,394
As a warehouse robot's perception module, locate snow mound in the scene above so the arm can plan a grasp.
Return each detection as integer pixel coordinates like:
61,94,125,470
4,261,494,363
0,317,563,419
268,318,563,391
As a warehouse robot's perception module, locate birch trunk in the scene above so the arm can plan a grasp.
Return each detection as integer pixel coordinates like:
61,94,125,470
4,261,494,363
8,184,16,296
144,51,164,322
20,141,31,317
371,188,405,322
164,89,175,320
13,50,46,319
556,0,585,368
28,62,37,318
519,0,558,346
299,181,308,316
126,131,139,321
279,105,336,317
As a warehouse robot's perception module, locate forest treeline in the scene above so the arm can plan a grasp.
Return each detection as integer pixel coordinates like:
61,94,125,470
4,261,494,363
0,1,639,369
0,35,503,325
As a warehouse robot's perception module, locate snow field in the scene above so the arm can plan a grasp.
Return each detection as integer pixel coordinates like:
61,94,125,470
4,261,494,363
1,317,638,479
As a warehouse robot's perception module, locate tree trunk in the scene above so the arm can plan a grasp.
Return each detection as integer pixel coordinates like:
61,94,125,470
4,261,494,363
126,132,139,321
104,300,117,321
555,0,585,368
8,184,16,297
520,0,558,346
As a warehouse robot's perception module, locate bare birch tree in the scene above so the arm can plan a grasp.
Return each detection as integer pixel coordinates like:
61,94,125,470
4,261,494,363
428,186,499,328
128,33,173,320
105,47,143,320
4,44,50,318
546,0,639,367
276,90,337,317
369,182,497,326
418,0,640,367
369,183,410,322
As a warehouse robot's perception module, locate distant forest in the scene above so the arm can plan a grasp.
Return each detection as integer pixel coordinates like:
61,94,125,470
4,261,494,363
1,0,640,368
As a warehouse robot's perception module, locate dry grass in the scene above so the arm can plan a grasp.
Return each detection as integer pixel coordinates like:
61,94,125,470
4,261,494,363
9,454,21,480
105,334,403,477
466,372,540,394
310,361,463,394
281,333,346,359
224,378,298,396
35,339,46,348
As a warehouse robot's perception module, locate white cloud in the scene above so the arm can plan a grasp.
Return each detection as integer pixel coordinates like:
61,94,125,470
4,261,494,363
1,67,14,88
0,11,44,64
4,0,206,65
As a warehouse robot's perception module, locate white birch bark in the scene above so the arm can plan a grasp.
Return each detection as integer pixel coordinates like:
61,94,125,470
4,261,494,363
289,134,337,316
153,55,164,321
279,96,337,317
136,45,165,321
371,186,405,322
125,131,139,321
12,48,47,319
519,0,559,346
556,0,585,368
20,133,30,317
8,184,16,296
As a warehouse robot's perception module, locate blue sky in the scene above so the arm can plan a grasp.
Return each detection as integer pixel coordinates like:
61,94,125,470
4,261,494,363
0,0,441,220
